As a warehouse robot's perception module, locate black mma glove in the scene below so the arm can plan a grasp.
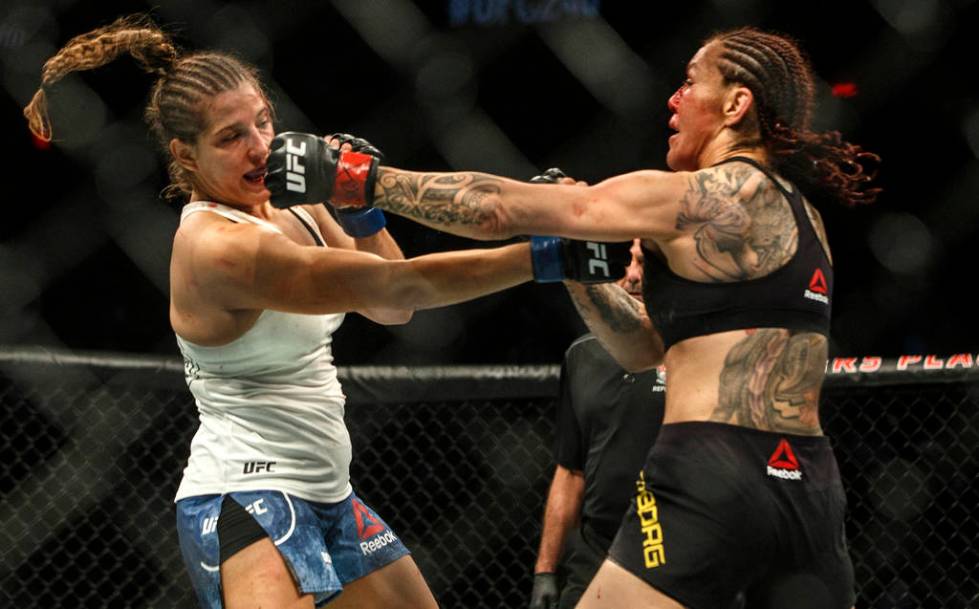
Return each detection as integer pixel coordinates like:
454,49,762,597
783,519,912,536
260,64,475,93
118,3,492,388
529,572,559,609
266,131,379,210
328,132,384,160
530,237,631,283
527,167,631,284
266,131,386,237
529,167,569,184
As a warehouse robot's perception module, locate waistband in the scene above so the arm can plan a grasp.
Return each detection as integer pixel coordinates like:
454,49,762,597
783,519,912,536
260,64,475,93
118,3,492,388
656,421,832,448
650,421,841,488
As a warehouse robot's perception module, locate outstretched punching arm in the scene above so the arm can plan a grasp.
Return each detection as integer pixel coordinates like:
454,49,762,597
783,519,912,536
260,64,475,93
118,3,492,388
266,131,688,243
369,167,687,243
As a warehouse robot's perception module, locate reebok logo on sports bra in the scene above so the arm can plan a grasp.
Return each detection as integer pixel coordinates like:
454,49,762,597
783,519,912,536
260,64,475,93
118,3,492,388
803,268,830,305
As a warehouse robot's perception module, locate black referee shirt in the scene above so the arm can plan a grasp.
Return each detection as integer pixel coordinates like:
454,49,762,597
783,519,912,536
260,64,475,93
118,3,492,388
554,334,666,543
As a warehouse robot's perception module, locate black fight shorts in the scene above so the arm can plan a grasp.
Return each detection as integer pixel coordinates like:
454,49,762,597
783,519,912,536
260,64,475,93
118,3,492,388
607,422,855,609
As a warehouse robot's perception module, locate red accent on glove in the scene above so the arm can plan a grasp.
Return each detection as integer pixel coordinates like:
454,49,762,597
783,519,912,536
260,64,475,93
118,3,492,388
334,151,374,208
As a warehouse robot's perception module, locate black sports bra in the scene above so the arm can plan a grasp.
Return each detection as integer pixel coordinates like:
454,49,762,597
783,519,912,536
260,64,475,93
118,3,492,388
642,157,833,350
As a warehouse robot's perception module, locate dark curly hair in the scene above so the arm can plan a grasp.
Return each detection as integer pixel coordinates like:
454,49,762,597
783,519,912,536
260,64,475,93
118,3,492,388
708,27,880,206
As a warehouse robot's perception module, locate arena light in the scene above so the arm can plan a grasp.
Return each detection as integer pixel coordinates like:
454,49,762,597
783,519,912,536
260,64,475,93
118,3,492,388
831,82,859,98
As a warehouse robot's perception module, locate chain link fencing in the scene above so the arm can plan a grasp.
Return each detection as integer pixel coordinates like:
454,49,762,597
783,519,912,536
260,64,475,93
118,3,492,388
1,348,977,608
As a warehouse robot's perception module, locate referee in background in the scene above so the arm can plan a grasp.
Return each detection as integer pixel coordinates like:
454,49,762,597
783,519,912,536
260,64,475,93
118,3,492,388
529,240,666,609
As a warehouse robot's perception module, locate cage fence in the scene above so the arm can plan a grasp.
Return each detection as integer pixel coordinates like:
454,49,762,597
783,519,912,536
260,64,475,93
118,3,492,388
1,348,978,608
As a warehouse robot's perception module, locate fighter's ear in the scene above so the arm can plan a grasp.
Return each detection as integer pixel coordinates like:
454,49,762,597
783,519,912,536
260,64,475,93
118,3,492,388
723,85,754,127
170,138,198,174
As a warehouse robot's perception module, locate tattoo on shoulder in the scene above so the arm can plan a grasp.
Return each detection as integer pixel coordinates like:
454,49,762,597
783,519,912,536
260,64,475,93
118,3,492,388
373,170,502,227
710,329,826,434
676,164,798,282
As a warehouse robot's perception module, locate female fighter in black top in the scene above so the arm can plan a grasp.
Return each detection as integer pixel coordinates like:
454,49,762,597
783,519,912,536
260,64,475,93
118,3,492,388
271,27,879,609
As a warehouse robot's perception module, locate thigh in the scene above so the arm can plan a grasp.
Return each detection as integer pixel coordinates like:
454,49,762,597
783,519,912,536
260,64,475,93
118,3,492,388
575,560,687,609
559,530,607,609
326,555,438,609
222,537,314,609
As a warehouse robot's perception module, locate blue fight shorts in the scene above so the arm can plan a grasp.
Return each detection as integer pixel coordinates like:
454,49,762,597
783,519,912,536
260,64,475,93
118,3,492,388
176,490,410,609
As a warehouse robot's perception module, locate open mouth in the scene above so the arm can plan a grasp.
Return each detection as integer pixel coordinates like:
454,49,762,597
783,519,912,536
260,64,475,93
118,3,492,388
244,167,266,185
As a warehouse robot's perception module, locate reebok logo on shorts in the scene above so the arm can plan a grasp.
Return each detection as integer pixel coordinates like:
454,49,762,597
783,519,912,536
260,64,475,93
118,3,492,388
359,529,398,556
352,498,397,555
767,438,803,480
352,499,385,540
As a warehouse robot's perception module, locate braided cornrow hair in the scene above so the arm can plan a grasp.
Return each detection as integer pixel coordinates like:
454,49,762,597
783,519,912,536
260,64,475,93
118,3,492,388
23,14,272,200
708,27,880,206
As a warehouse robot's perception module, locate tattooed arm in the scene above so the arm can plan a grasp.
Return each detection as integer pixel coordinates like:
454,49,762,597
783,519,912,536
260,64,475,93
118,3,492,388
369,168,689,242
563,281,664,372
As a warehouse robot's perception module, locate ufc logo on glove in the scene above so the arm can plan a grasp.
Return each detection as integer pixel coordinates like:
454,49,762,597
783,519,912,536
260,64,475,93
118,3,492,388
529,237,630,284
285,138,307,193
268,131,380,212
586,242,611,277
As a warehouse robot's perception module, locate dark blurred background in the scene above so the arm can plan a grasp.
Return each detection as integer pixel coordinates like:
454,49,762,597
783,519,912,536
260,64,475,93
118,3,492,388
1,0,977,365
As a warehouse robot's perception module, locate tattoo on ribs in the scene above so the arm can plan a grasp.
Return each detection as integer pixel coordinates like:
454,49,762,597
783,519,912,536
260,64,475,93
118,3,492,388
373,170,502,227
676,164,798,282
711,329,826,434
